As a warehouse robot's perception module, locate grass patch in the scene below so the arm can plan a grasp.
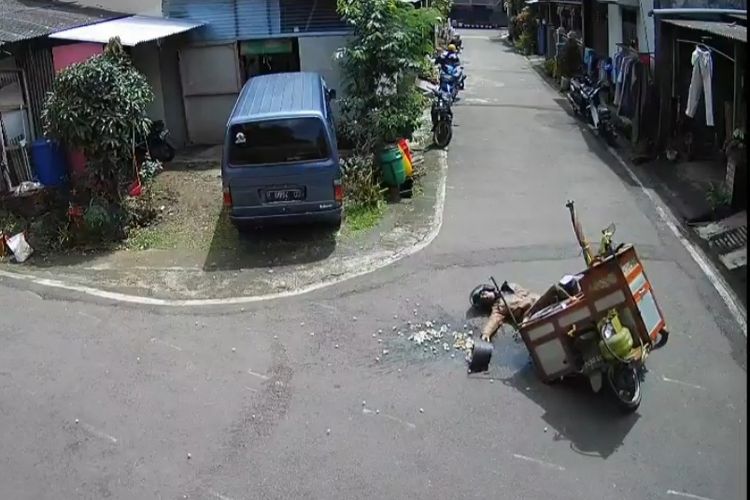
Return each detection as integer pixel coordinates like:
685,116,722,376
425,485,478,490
344,202,385,232
124,164,394,251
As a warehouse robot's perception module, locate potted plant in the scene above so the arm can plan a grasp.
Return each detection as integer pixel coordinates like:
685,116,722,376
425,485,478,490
705,181,733,220
723,128,746,209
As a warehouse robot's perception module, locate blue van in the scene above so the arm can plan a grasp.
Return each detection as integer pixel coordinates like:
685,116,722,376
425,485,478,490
222,72,342,229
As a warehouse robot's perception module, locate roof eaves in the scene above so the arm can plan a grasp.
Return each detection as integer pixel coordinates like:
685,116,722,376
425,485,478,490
0,0,125,47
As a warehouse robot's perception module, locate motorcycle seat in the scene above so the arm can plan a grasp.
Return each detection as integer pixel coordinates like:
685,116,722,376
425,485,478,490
570,80,585,90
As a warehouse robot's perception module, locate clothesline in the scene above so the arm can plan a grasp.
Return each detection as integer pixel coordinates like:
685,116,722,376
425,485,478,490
675,38,735,63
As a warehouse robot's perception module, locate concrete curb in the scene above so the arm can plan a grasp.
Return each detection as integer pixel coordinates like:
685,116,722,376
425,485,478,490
0,150,449,307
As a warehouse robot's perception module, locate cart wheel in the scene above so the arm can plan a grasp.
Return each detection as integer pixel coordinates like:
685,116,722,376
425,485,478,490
606,365,641,413
652,328,669,350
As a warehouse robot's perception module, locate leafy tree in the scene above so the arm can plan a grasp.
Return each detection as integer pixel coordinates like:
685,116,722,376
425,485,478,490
431,0,453,18
337,0,440,150
43,37,153,201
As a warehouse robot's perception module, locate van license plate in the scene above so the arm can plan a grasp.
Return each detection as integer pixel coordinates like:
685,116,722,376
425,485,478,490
265,188,304,202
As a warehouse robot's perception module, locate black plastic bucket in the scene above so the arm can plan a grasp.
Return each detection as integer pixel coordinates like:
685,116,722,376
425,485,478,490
468,340,494,373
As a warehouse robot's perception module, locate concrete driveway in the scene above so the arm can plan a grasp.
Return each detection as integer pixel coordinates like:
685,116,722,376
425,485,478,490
0,30,745,500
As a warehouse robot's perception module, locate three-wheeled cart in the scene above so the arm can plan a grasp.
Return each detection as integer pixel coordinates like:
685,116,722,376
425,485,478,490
518,244,668,385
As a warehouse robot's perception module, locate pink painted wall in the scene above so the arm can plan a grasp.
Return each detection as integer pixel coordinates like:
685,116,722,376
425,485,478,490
52,43,103,73
51,43,104,177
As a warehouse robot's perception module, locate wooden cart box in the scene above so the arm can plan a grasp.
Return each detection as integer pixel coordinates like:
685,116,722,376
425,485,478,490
518,245,666,382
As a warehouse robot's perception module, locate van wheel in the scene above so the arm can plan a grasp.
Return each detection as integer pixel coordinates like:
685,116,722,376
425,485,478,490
232,221,255,234
326,217,342,232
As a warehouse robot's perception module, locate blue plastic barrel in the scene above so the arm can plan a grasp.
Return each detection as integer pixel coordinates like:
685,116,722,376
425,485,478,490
31,138,68,187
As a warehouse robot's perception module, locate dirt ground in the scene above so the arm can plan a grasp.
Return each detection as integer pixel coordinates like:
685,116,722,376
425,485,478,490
127,169,229,252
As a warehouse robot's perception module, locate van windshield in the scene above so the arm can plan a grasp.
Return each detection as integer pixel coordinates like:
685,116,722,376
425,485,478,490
228,118,330,166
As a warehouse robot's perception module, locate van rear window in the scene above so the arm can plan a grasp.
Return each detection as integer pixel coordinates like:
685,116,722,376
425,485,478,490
228,118,330,166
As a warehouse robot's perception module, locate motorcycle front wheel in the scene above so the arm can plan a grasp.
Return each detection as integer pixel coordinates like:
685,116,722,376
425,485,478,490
566,93,581,117
433,121,453,148
606,364,641,413
598,123,618,147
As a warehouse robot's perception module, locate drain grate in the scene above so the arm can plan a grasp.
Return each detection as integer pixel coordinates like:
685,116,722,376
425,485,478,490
708,225,748,253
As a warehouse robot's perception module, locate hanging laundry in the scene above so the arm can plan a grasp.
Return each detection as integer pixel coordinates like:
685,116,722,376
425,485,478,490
583,48,597,78
618,57,635,117
685,46,714,127
613,48,635,106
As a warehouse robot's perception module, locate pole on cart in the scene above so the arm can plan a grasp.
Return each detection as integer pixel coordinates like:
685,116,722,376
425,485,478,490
565,200,593,268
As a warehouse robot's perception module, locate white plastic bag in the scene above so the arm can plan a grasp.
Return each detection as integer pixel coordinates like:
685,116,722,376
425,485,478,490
6,232,33,263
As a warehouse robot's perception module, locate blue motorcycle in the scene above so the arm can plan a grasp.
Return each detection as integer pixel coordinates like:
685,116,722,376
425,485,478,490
439,64,465,101
435,52,466,101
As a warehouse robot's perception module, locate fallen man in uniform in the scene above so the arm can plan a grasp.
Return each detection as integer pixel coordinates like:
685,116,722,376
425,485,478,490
470,282,541,342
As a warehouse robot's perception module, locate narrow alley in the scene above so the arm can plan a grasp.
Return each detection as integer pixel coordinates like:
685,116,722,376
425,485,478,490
0,30,745,500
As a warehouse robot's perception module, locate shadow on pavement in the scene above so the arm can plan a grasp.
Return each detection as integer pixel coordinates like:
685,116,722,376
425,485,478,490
504,364,640,458
202,210,337,271
490,336,640,459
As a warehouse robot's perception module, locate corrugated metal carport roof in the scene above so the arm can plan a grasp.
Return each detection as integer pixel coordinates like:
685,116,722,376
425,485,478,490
0,0,123,47
662,18,747,43
49,15,205,46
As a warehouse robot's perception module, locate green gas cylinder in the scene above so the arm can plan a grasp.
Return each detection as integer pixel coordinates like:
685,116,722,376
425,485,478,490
598,316,634,361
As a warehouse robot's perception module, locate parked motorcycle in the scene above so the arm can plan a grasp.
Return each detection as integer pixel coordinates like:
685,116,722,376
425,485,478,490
136,120,176,163
566,76,617,147
449,34,463,52
435,50,466,100
438,64,466,101
450,63,466,91
431,89,453,148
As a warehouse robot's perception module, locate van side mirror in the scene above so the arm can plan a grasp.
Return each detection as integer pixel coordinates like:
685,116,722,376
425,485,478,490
327,89,337,100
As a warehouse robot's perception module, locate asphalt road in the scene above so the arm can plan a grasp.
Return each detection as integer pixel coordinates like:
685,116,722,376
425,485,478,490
0,31,746,500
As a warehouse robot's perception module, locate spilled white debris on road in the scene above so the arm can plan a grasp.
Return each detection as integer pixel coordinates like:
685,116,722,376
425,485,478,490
377,319,478,358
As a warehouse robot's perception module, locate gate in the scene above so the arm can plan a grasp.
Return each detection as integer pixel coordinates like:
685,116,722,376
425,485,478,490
178,43,243,145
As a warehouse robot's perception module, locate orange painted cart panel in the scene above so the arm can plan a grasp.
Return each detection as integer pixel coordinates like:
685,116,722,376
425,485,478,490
518,245,666,382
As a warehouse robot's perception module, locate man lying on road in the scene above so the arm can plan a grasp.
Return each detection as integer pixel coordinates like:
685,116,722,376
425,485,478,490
471,282,540,342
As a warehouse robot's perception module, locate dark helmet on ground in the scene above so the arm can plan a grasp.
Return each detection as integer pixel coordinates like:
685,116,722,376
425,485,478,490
470,284,497,310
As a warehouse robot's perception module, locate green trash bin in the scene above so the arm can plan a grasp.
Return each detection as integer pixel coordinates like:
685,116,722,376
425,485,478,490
378,145,406,188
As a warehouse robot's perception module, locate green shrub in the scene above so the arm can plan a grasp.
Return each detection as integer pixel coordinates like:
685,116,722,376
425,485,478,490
340,154,386,210
431,0,452,18
706,182,732,211
43,38,153,201
513,7,537,55
41,37,160,247
515,32,536,55
139,156,163,184
337,0,439,152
